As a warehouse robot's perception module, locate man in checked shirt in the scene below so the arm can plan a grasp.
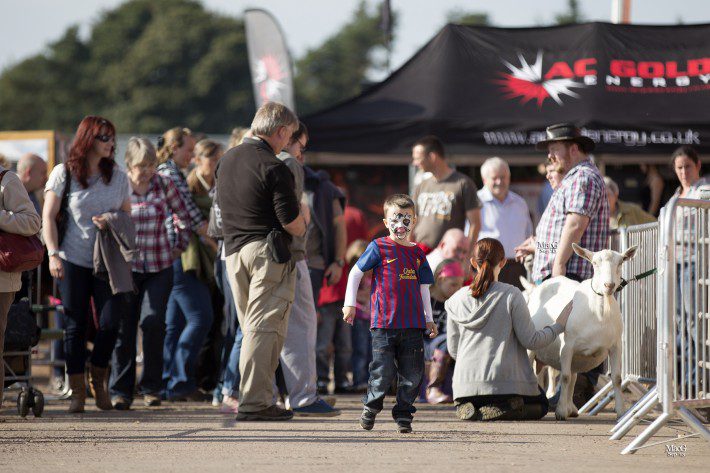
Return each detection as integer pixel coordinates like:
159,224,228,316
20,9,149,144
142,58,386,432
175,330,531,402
519,123,610,406
527,123,609,284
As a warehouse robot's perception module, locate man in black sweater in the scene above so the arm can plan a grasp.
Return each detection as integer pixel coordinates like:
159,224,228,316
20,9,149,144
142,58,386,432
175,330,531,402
216,102,305,421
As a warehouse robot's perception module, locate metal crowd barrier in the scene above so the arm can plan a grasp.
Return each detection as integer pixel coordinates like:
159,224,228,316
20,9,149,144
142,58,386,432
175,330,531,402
579,223,659,416
616,198,710,454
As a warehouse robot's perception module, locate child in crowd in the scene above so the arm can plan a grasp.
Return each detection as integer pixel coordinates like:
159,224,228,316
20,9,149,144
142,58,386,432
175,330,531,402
343,194,436,434
425,259,465,404
345,239,372,392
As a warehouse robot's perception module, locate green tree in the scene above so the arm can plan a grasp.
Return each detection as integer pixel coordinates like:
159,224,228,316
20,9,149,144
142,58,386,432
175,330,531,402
0,0,254,133
555,0,584,25
294,1,392,115
446,9,491,26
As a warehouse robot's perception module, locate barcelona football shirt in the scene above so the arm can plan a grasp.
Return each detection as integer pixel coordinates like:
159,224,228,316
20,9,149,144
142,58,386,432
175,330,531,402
356,237,435,329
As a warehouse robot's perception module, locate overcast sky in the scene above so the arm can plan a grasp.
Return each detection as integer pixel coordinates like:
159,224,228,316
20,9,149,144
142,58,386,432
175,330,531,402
2,0,710,75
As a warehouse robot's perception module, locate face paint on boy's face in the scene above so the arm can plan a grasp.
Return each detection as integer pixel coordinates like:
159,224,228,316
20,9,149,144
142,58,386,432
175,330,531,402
388,212,412,240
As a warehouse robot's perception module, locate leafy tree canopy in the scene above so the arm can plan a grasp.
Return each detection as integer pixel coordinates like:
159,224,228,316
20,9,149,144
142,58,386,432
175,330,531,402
0,0,394,131
294,1,392,115
446,9,491,26
0,0,254,133
555,0,584,25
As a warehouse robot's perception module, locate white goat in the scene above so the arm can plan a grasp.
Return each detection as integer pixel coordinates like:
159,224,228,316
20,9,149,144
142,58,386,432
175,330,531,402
527,243,638,420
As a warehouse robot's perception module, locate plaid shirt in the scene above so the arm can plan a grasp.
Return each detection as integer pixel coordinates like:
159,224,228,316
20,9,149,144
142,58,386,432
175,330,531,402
533,159,609,282
131,174,191,273
157,159,205,248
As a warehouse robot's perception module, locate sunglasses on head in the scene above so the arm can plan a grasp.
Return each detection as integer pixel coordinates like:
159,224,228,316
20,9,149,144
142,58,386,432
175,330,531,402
95,134,114,143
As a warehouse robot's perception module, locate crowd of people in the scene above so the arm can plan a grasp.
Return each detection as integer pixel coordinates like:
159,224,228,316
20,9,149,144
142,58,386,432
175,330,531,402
0,104,708,430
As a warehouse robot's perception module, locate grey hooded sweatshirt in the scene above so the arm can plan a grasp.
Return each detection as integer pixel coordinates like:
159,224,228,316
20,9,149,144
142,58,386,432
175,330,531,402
445,281,563,399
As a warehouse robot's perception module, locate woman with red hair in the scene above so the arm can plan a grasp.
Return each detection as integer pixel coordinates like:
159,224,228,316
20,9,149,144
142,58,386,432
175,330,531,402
445,238,571,421
43,116,132,413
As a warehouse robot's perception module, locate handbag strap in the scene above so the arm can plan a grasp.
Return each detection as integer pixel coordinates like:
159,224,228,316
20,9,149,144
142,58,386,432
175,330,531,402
60,164,71,212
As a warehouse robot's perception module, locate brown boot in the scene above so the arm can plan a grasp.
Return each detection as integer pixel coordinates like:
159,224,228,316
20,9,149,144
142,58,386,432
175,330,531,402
68,373,86,413
426,349,453,404
88,365,113,410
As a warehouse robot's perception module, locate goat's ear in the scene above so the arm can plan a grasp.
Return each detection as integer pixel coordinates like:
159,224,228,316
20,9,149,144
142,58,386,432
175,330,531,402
622,245,638,261
572,243,594,262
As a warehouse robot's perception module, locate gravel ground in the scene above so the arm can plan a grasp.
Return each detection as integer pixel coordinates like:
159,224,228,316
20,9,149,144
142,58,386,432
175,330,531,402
0,393,708,472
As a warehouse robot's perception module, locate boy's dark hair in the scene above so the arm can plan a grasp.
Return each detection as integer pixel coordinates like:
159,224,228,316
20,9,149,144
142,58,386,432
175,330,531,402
413,135,445,158
383,194,415,216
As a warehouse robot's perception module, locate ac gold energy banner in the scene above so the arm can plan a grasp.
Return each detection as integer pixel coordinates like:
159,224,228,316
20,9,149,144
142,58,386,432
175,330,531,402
305,22,710,155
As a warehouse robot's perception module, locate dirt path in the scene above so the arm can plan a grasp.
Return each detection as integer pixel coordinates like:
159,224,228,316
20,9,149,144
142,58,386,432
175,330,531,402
1,394,708,472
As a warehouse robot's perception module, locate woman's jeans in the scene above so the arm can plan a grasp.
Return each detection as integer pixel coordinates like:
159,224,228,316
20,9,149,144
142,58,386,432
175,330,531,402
163,258,213,397
364,328,425,421
110,268,173,401
214,257,241,398
351,318,372,386
56,259,125,374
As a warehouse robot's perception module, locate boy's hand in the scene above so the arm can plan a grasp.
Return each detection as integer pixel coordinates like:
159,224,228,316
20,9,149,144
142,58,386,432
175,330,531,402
426,322,438,338
342,306,356,325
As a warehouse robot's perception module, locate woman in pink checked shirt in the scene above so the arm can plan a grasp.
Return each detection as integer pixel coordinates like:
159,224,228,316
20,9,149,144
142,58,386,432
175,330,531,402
108,137,191,410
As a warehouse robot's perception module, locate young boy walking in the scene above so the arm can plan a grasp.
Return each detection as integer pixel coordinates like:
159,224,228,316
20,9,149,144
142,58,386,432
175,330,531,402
343,194,437,433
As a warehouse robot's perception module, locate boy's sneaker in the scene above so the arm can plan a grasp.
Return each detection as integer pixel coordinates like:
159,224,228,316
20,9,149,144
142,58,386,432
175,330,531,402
359,408,377,430
236,405,293,421
395,418,412,434
456,402,479,421
292,398,341,417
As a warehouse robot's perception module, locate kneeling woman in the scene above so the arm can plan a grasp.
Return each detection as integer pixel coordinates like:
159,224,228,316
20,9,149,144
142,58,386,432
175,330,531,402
445,238,571,421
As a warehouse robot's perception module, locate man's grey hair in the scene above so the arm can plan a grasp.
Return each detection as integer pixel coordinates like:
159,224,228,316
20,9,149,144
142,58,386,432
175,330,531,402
603,176,619,196
480,157,510,180
251,102,298,137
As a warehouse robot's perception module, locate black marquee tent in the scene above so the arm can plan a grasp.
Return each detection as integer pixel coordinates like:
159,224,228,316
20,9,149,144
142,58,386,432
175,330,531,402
304,22,710,163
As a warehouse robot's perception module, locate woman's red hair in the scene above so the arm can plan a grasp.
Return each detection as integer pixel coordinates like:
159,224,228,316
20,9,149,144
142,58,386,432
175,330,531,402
67,115,116,188
469,238,506,298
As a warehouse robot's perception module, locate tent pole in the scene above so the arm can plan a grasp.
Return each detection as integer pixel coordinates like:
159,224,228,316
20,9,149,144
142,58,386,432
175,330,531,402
612,0,632,24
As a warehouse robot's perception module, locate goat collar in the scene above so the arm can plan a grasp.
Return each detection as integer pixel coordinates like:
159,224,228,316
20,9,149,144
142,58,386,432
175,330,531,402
590,281,613,298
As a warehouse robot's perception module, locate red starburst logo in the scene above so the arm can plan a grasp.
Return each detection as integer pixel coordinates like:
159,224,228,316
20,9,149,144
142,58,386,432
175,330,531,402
494,52,586,107
254,54,288,103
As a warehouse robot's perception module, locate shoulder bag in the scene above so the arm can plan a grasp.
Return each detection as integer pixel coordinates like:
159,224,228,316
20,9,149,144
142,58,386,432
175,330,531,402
0,170,44,272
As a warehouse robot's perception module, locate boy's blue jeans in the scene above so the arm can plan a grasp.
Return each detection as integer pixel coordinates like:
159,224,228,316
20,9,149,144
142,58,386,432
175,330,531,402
351,318,372,386
363,328,425,421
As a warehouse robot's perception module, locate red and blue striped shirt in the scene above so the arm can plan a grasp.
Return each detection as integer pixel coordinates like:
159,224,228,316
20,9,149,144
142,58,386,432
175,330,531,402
356,237,434,329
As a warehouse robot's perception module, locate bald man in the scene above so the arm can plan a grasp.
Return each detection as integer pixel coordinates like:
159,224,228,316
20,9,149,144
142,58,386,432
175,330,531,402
426,228,470,276
16,153,47,213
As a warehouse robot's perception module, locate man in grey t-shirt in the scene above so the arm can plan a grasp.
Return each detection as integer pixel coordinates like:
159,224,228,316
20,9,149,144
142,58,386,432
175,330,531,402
411,135,481,253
